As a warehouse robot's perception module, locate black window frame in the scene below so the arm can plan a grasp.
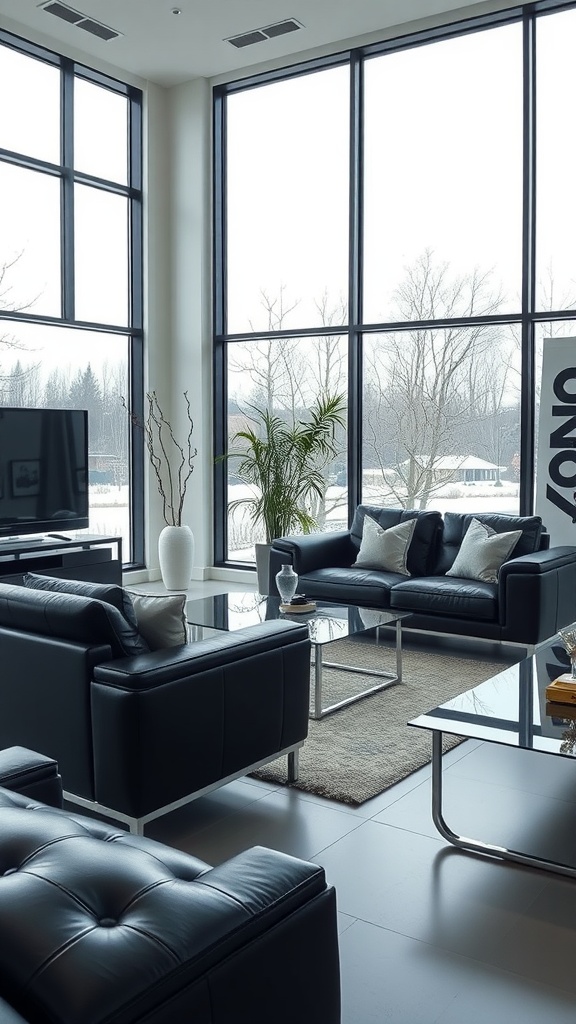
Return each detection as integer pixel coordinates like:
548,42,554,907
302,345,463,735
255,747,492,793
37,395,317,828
213,0,576,569
0,28,144,569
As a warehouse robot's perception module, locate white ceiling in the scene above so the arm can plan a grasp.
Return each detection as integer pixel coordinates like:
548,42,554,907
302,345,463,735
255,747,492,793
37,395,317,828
0,0,524,88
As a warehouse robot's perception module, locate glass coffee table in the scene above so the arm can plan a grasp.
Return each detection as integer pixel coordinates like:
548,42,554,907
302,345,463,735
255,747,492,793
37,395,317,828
185,591,411,720
409,635,576,878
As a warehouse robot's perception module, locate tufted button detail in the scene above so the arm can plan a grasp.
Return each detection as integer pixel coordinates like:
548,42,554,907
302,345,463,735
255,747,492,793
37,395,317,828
3,867,17,876
99,917,117,927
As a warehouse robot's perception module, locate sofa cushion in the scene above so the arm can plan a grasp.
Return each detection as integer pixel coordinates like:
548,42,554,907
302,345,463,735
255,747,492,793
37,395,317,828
390,575,498,621
298,567,397,608
434,512,544,574
350,506,443,576
0,582,148,658
353,516,416,575
445,517,523,583
124,590,188,650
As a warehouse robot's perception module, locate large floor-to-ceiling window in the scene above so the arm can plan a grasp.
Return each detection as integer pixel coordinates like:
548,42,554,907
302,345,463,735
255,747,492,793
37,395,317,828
213,1,576,568
0,31,144,564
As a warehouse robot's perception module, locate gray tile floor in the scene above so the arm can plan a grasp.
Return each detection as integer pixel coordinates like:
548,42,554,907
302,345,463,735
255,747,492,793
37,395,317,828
134,580,576,1022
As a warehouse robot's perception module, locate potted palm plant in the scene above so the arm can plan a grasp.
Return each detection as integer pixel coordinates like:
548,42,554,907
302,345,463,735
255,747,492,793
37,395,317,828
221,393,346,592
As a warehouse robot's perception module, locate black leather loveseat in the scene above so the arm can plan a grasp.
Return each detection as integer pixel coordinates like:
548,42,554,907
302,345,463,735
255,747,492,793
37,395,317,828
0,745,340,1024
0,581,311,834
269,505,576,647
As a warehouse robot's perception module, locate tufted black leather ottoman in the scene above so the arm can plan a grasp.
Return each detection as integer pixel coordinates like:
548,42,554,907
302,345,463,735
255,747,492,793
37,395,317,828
0,750,340,1024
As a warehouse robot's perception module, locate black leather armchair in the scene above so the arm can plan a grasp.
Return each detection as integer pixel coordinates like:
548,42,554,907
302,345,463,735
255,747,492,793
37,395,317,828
0,746,340,1024
0,583,311,834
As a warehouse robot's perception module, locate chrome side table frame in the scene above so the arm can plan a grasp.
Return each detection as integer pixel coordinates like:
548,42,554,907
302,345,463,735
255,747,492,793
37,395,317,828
311,618,404,720
430,731,576,880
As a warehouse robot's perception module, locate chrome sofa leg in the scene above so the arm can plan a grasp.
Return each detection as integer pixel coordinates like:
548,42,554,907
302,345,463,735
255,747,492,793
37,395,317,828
288,748,299,782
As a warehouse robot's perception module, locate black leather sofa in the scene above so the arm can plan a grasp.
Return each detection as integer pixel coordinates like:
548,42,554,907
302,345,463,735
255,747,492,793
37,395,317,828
0,746,340,1024
269,505,576,647
0,582,311,834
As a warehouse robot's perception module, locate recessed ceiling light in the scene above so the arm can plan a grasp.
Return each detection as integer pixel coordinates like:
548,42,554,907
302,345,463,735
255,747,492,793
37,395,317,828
171,7,182,13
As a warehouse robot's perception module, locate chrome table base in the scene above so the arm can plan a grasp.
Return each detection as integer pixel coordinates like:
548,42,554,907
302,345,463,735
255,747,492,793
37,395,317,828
310,619,403,720
430,731,576,879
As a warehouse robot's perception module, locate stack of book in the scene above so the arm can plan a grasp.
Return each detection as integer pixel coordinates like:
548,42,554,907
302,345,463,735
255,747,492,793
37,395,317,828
545,673,576,705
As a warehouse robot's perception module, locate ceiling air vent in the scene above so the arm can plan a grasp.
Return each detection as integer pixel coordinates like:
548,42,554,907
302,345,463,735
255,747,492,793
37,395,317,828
263,19,302,39
39,1,121,41
227,18,303,49
77,18,119,41
228,29,268,49
41,1,83,24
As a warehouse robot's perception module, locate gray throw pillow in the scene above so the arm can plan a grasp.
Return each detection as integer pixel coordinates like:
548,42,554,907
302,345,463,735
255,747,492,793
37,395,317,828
446,517,522,583
23,573,150,655
124,590,188,650
353,516,416,575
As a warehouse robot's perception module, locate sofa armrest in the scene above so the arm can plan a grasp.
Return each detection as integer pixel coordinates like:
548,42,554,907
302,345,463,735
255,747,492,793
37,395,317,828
498,546,576,643
0,816,340,1024
0,746,62,807
93,619,309,690
190,846,341,1024
91,620,312,818
499,546,576,576
270,531,354,589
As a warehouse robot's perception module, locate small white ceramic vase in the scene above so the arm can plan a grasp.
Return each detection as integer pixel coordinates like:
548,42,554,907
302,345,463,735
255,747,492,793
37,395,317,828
158,524,194,590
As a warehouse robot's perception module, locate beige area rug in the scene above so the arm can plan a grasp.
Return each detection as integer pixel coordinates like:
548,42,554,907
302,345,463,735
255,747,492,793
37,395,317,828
252,635,510,805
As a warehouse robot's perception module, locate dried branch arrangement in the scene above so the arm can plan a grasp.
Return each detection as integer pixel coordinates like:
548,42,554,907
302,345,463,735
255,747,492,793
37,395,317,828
124,391,197,526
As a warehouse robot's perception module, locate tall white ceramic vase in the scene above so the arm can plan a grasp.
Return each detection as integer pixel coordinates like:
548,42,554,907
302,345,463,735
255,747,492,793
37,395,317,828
158,524,194,591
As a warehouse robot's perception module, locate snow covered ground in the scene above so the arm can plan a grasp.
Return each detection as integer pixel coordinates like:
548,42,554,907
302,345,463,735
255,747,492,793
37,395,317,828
82,479,522,565
227,480,521,563
87,485,130,555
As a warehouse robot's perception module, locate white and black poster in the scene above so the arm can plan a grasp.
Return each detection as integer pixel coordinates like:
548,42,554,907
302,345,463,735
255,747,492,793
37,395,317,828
535,337,576,545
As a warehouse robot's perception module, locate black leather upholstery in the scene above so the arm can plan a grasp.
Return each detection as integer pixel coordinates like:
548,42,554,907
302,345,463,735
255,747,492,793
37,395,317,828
0,585,312,831
0,581,147,656
269,506,576,645
0,748,340,1024
0,745,62,807
293,565,400,607
349,505,443,575
437,512,544,573
390,574,498,621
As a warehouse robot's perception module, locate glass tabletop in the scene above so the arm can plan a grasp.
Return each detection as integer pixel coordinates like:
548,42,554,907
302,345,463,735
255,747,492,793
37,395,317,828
185,591,410,647
409,635,576,758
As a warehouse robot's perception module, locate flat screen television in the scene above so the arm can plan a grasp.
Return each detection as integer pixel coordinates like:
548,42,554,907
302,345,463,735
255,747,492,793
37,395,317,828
0,407,89,540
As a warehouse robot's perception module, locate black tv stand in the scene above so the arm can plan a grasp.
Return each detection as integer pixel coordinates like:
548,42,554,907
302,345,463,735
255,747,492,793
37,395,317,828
0,534,122,585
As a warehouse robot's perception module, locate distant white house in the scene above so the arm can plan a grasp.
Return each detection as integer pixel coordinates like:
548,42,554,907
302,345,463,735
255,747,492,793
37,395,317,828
399,455,505,484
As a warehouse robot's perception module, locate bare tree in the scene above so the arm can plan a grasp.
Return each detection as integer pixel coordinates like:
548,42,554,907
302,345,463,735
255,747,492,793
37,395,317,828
228,286,301,414
101,361,129,486
227,286,348,530
0,254,42,400
364,250,516,508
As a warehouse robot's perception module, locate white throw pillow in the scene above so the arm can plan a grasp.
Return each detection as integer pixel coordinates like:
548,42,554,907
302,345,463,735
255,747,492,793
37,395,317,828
353,516,416,575
124,591,188,650
446,517,522,583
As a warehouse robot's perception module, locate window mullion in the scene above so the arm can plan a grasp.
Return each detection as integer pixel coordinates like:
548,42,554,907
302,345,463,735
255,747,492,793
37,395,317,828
520,10,537,515
61,63,75,322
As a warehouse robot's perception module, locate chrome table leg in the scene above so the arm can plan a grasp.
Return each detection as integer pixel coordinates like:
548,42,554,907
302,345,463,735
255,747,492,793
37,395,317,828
431,730,576,879
310,618,404,720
